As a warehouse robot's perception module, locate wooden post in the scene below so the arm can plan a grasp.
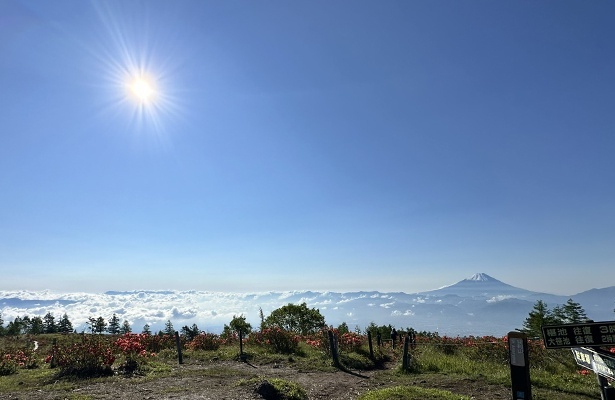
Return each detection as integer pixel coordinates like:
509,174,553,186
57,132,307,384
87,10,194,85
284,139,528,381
508,331,531,400
402,334,410,371
328,330,339,367
174,331,183,365
50,338,57,368
367,331,374,359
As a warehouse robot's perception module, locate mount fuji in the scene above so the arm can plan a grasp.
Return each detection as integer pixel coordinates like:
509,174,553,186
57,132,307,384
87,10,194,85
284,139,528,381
1,273,613,337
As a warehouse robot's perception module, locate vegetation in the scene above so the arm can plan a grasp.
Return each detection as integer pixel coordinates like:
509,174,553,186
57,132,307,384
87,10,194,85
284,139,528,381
0,300,612,399
263,302,326,335
519,298,589,338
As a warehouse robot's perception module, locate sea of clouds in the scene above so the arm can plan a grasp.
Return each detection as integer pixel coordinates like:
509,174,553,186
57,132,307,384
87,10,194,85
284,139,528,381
0,290,395,334
0,288,542,336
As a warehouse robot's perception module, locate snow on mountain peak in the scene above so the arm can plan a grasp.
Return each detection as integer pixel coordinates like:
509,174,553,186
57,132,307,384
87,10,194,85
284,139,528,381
467,273,495,282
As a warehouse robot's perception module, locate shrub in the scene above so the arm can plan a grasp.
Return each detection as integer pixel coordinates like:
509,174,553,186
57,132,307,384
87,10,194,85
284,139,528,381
49,335,115,378
0,355,18,376
248,328,300,354
114,333,155,374
186,333,222,351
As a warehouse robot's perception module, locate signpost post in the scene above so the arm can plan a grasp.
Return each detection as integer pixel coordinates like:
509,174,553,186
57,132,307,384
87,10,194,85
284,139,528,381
508,331,532,400
541,321,615,400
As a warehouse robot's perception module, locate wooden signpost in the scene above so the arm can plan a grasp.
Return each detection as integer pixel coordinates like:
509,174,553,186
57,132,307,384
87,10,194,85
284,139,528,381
541,321,615,400
508,331,532,400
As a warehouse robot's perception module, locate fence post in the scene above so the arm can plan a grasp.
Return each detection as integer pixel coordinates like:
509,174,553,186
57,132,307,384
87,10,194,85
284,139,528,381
50,338,57,368
368,331,374,359
328,330,340,367
239,330,247,361
402,334,410,371
174,331,183,365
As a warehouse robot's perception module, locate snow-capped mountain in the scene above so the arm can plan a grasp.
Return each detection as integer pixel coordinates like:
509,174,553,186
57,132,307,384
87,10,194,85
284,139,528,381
1,273,613,337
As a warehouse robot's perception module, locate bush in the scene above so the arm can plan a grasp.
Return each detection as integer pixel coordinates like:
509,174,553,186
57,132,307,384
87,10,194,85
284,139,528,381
248,328,300,354
114,333,155,374
49,335,115,378
186,333,222,351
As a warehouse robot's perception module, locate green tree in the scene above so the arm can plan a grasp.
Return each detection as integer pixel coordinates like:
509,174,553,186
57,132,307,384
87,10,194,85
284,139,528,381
29,316,45,334
142,324,151,335
6,317,23,336
107,314,121,335
163,320,175,336
58,313,73,334
263,302,326,335
120,320,132,334
555,298,588,323
229,314,252,336
43,312,57,334
520,300,556,338
337,322,350,335
94,316,107,334
181,324,200,341
0,312,4,336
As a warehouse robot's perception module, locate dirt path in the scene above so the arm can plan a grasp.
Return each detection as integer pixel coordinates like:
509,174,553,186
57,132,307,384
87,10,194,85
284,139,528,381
0,360,511,400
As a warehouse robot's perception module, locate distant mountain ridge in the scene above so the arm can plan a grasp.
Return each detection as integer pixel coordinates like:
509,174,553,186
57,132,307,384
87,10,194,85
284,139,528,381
1,273,613,337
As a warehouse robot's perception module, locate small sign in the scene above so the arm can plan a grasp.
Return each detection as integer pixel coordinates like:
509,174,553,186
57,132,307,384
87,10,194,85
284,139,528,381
541,321,615,349
510,337,525,367
508,331,532,400
571,347,615,380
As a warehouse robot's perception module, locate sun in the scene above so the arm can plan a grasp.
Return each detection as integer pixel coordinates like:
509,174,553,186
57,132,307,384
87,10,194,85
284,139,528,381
129,77,156,104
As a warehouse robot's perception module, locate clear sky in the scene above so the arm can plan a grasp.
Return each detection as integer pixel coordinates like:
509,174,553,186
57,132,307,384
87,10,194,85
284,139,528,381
1,0,613,296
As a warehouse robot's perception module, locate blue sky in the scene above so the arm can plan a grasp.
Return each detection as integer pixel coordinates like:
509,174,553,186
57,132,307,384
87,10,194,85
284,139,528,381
1,0,613,295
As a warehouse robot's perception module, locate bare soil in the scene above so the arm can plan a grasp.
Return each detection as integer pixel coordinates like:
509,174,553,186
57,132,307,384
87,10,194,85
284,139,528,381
0,360,511,400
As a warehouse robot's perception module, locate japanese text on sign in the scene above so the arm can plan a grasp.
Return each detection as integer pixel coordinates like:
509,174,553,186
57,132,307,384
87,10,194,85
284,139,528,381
542,321,615,349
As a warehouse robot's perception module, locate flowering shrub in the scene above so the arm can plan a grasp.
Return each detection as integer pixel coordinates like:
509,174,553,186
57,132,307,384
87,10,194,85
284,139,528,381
0,354,18,376
48,335,115,378
186,333,222,351
0,348,38,375
248,328,300,354
141,334,176,353
338,332,364,353
114,334,155,373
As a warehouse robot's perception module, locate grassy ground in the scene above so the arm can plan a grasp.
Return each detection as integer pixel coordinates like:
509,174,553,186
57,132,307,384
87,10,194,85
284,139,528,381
0,333,605,400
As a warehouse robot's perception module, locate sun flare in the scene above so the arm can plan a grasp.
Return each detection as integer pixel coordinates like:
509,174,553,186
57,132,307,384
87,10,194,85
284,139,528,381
129,77,156,103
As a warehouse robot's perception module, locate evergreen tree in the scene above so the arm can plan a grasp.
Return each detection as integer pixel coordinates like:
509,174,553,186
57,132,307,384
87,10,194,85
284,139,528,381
181,324,200,341
229,315,252,336
6,317,23,336
142,324,151,335
43,312,57,334
163,320,175,336
87,317,97,333
21,316,32,334
337,322,350,335
562,298,588,323
0,312,4,336
94,316,107,334
107,314,120,335
520,300,556,338
58,313,73,334
120,320,132,334
29,316,45,334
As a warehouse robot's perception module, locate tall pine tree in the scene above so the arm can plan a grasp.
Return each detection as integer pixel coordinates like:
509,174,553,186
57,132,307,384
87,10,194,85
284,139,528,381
520,300,556,338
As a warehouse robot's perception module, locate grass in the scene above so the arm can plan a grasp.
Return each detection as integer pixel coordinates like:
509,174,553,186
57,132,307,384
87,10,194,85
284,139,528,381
0,333,607,400
358,386,471,400
238,376,308,400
